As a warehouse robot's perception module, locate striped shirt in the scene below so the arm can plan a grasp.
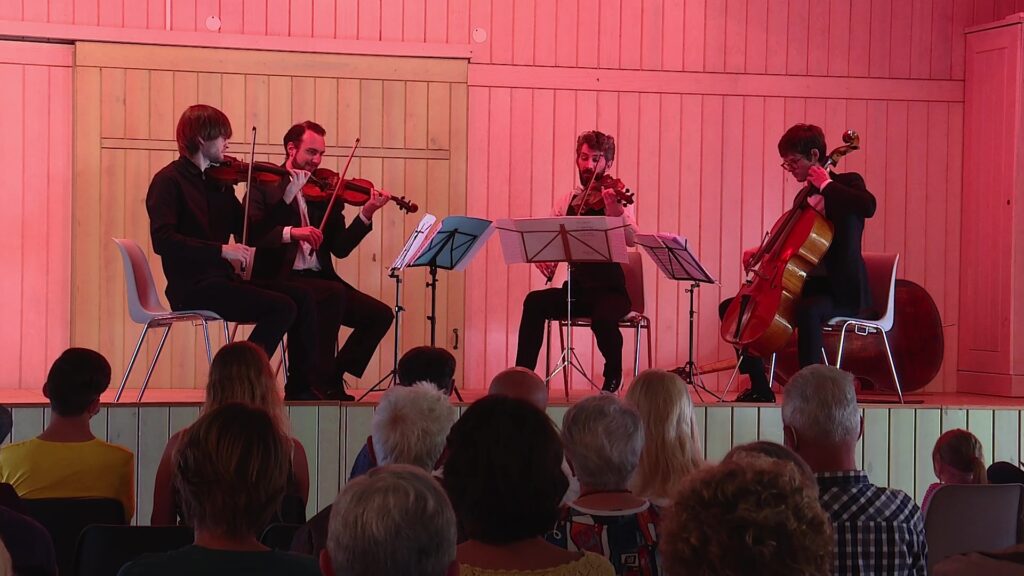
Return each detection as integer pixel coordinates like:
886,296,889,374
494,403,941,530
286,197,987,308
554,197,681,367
817,471,928,576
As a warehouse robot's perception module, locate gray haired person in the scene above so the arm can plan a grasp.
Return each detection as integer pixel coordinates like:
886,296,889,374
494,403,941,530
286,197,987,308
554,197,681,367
320,465,457,576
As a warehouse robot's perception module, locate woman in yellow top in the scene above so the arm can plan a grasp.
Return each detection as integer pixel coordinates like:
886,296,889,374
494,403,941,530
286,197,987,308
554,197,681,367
0,348,134,522
442,395,614,576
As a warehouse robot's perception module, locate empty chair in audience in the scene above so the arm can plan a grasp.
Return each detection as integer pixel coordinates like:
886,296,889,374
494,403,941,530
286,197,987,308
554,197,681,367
320,465,457,576
555,394,661,575
661,455,833,576
624,369,703,507
444,395,614,576
119,403,319,576
922,428,987,514
0,348,134,521
151,342,309,526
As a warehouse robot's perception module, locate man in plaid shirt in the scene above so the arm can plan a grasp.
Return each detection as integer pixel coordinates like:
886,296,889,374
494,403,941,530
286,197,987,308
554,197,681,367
783,365,927,575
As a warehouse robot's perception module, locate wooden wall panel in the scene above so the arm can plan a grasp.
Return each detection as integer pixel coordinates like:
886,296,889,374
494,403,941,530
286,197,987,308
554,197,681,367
72,43,467,392
0,41,73,390
4,402,1002,523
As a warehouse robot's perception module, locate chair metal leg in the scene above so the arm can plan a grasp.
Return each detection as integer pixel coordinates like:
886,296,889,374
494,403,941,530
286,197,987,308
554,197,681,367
201,320,213,364
559,322,569,399
821,347,830,366
136,325,172,402
222,322,230,346
881,330,904,404
279,338,289,380
721,358,743,402
836,324,850,367
768,353,777,390
545,320,552,384
645,320,653,370
115,324,152,402
633,322,642,377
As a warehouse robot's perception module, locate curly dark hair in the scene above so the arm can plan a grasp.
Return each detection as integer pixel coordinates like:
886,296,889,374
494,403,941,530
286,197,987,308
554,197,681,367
442,395,567,544
576,130,616,164
662,456,833,576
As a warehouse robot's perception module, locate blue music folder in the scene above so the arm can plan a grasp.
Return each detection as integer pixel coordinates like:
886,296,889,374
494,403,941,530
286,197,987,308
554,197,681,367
410,216,494,272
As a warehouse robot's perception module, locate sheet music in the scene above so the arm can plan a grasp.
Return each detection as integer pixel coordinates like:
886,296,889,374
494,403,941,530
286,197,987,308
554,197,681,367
448,216,494,271
390,214,437,271
635,232,716,283
495,216,630,265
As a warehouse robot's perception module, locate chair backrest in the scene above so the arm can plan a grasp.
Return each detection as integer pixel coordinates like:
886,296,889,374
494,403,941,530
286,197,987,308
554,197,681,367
112,238,169,322
924,483,1024,569
23,497,126,576
862,252,899,329
74,525,193,576
259,523,303,551
623,251,645,315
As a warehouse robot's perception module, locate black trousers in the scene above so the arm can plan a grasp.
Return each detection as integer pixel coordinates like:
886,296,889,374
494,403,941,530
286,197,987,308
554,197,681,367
174,277,320,394
289,272,394,382
719,277,857,394
515,285,631,380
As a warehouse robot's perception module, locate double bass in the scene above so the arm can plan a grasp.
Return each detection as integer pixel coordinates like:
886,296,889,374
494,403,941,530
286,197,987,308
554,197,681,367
720,131,860,357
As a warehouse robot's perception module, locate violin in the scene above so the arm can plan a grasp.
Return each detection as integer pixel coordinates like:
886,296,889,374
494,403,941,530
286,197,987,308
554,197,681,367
301,167,418,214
570,173,635,213
206,156,333,189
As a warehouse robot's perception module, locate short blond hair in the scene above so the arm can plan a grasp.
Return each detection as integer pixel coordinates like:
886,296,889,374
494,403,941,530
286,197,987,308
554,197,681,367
625,369,703,501
662,456,833,576
174,403,290,538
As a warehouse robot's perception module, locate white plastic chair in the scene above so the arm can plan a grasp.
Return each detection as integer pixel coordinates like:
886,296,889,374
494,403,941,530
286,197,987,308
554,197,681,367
112,238,229,402
824,253,903,402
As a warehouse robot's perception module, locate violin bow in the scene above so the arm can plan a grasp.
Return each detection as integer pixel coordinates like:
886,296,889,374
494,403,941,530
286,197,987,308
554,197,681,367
239,126,258,279
309,138,360,257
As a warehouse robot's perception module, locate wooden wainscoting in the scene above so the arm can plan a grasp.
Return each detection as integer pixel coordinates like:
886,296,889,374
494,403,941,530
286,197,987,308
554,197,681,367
7,402,1022,524
72,42,468,393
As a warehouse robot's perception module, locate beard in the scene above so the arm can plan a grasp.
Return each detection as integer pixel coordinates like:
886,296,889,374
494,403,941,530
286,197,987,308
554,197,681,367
578,168,602,186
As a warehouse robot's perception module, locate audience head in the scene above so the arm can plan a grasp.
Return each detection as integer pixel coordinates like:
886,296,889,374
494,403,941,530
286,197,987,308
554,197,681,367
443,395,567,545
371,383,458,471
933,429,987,485
174,403,290,540
662,456,833,576
988,461,1024,485
781,365,861,472
205,341,288,432
397,347,456,395
487,367,548,410
625,369,703,500
725,441,815,483
322,464,457,576
562,394,644,492
43,348,111,417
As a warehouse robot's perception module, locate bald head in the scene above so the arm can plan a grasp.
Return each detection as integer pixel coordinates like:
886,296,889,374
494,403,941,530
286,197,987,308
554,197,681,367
488,368,548,410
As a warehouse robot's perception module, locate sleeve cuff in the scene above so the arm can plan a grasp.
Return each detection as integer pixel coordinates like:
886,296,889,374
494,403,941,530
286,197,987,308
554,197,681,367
358,212,371,225
283,226,292,243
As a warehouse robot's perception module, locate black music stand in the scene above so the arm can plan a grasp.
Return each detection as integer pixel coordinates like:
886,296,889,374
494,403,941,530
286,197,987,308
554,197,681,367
496,216,630,393
410,216,494,401
635,233,719,401
357,214,438,402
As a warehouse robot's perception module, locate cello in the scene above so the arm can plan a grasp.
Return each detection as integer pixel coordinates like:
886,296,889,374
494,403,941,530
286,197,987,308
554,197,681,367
720,131,860,357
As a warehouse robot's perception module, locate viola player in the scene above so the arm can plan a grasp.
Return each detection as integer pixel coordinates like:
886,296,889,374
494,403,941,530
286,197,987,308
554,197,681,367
721,124,876,403
147,105,324,399
245,121,394,401
514,130,638,393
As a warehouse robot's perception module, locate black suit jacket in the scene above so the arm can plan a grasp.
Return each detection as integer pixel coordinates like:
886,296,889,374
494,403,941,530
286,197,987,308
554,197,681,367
246,175,372,284
146,157,243,305
806,170,877,312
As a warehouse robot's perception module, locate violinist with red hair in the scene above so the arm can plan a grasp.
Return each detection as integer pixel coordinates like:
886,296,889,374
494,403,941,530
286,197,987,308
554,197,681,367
514,130,638,394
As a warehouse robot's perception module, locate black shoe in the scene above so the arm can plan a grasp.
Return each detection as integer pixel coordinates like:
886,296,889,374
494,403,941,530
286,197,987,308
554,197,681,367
284,389,323,402
601,377,622,394
733,387,776,403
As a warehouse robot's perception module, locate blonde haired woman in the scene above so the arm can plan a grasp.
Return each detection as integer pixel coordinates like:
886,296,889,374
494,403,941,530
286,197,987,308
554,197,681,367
625,369,703,506
151,341,309,525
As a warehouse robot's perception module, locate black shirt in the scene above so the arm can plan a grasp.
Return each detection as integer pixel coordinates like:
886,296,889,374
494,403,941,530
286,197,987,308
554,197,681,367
146,156,244,306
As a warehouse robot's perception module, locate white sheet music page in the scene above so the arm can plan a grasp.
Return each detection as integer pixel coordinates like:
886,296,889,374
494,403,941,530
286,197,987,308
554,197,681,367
495,217,629,265
390,214,437,271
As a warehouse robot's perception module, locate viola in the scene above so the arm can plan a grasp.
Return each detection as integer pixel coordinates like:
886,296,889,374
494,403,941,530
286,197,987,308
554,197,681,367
301,168,418,214
571,174,635,213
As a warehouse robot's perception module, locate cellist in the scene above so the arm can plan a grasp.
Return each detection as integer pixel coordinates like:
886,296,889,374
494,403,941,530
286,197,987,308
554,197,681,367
720,124,876,403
